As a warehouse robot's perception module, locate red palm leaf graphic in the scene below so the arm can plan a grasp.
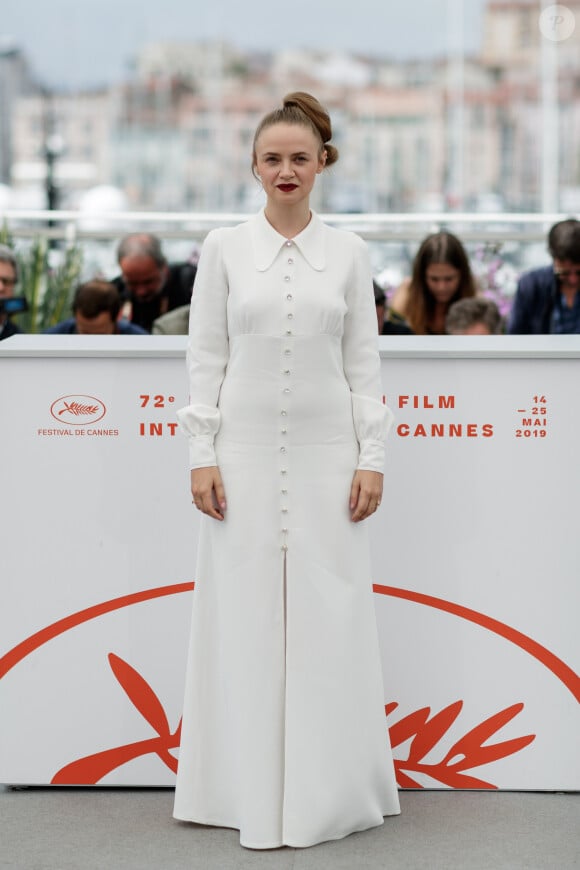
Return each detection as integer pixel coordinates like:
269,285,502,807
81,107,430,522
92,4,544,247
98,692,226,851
441,703,535,771
386,701,536,789
108,653,170,738
51,728,181,784
51,654,181,785
58,401,98,416
407,700,463,762
387,704,431,748
52,655,535,787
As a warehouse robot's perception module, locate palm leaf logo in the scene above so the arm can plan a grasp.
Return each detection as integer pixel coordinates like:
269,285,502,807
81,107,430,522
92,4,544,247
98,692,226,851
50,394,106,424
386,700,535,788
58,401,99,416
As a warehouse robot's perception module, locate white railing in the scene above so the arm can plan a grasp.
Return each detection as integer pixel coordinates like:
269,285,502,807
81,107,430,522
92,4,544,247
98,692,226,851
1,209,574,243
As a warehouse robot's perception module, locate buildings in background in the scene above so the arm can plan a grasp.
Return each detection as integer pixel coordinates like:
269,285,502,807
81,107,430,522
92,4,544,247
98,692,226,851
0,39,38,197
2,0,580,214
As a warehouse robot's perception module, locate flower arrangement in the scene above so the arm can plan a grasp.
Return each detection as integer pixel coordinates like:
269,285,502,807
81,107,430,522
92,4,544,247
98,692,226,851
470,242,519,322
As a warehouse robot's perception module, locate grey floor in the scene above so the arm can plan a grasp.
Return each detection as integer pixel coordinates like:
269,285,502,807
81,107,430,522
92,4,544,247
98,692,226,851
1,787,578,870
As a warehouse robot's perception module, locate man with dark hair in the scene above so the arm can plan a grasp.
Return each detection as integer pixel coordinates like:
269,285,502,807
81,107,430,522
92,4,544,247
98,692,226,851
0,244,23,341
446,297,502,335
508,218,580,333
45,280,148,334
112,233,196,333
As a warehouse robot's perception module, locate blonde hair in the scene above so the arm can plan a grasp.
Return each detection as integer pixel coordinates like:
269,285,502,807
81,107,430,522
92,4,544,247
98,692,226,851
252,92,339,176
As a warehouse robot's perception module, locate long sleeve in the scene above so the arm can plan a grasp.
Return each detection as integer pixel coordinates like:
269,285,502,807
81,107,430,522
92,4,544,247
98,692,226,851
176,229,229,468
342,234,394,472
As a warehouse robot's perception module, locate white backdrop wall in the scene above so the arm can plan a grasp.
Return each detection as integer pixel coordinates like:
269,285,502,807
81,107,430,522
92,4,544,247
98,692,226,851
0,336,578,790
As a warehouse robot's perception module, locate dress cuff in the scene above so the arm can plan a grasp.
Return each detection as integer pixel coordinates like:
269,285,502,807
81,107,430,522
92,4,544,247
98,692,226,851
176,404,220,468
357,439,386,473
352,396,394,472
187,436,217,469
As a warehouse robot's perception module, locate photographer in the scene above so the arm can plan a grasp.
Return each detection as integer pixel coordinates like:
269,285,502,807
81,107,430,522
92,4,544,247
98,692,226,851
112,233,196,333
46,280,148,335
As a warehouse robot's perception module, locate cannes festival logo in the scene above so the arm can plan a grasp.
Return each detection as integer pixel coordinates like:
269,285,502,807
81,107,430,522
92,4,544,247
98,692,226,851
1,583,578,788
50,395,107,426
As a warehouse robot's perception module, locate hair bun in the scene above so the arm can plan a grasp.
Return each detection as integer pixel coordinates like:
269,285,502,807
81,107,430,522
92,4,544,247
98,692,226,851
252,91,339,172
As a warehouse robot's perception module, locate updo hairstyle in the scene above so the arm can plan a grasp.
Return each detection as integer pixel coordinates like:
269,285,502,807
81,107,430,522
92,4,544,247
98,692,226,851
252,92,339,178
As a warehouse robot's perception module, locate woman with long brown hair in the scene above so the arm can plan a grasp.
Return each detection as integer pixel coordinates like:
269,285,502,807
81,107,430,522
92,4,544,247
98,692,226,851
391,231,478,334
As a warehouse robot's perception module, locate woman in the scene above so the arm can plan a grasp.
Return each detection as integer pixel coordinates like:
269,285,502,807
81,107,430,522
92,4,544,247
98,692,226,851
174,92,400,849
391,231,477,334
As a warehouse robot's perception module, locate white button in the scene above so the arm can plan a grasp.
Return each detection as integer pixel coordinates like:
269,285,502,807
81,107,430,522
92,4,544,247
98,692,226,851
287,313,294,320
287,257,294,264
281,428,287,434
282,544,288,551
286,294,293,301
284,369,290,375
284,348,292,355
281,409,287,415
286,330,293,336
280,446,286,453
281,489,288,494
282,508,288,513
281,469,287,474
282,528,288,533
285,240,292,247
284,388,291,394
284,276,291,283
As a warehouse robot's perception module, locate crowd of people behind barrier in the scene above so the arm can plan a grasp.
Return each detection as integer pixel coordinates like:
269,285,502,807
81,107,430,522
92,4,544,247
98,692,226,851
1,218,580,340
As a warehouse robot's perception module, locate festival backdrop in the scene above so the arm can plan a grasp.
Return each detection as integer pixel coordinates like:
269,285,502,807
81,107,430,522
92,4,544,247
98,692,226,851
0,337,578,789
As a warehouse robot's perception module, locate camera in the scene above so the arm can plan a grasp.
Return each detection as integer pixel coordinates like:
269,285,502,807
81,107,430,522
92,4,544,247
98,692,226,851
0,297,28,315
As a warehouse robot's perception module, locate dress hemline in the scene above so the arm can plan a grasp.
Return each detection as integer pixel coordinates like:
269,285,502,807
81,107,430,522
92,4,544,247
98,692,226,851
173,807,401,850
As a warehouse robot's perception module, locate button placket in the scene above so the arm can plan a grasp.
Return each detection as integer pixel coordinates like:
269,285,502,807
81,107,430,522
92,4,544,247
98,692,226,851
279,241,295,552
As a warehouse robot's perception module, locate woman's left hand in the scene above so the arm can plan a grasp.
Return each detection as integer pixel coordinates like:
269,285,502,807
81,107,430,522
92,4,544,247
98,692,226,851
349,470,384,522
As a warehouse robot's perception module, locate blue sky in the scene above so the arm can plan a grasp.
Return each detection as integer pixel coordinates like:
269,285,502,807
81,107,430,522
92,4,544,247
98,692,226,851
3,0,488,89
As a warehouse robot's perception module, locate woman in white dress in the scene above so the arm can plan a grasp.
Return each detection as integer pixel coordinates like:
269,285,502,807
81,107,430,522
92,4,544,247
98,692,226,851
174,92,400,849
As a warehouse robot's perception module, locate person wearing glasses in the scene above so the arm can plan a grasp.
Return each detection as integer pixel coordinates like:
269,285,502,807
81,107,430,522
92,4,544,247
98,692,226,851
0,245,23,341
508,218,580,334
112,233,197,333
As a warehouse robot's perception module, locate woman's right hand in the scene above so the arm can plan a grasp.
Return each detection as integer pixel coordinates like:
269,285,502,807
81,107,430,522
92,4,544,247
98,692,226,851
191,466,227,521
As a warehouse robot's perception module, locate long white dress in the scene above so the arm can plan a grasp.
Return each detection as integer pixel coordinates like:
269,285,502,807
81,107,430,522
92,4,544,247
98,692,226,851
173,210,400,848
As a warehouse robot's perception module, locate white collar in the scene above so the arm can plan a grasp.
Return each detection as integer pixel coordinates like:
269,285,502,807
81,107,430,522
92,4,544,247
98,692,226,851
250,209,326,272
